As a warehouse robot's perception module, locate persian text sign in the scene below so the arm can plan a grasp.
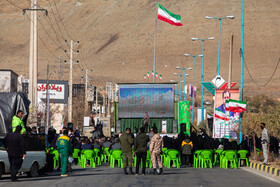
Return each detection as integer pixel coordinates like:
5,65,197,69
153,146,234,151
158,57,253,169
37,80,68,103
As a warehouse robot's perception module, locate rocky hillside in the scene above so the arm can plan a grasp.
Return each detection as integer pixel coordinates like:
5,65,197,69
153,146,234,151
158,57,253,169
0,0,279,99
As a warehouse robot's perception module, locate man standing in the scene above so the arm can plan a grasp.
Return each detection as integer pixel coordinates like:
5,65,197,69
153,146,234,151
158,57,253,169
134,127,150,175
149,128,164,175
261,123,270,165
12,110,26,134
4,126,26,182
143,112,150,133
120,128,134,175
57,129,72,176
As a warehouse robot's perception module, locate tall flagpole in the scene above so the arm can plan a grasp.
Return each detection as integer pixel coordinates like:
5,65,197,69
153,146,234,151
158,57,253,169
153,3,158,83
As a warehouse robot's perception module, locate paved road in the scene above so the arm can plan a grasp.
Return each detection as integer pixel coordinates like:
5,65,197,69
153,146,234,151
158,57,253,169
0,164,279,187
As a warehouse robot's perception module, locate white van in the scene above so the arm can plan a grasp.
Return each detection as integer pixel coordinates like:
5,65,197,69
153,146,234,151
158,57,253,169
0,134,46,179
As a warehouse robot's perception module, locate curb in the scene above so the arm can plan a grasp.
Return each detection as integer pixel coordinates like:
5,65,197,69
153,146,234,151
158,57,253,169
250,162,280,177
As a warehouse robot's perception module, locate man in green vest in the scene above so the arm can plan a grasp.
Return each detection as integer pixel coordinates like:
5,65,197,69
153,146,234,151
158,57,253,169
57,129,72,177
12,110,26,134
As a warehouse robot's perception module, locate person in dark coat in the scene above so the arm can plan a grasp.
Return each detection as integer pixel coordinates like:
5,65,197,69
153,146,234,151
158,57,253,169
181,136,193,166
134,127,150,175
4,125,26,182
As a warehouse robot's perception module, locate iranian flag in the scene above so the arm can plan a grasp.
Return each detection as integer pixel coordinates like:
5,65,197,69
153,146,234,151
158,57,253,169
144,75,147,80
147,72,150,77
226,99,247,113
215,108,229,121
159,75,162,80
157,4,183,26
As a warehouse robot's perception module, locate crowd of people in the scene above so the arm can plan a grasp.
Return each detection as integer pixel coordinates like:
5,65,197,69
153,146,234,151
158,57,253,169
4,109,279,181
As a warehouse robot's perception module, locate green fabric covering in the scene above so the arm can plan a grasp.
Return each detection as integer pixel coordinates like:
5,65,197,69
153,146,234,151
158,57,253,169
121,118,174,133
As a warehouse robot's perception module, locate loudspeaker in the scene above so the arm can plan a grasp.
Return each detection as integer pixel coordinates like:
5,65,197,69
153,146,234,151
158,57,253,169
180,123,186,132
172,120,178,133
116,120,121,133
67,122,73,130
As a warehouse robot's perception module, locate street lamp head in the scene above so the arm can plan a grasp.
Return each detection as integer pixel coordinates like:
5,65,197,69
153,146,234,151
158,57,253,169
185,74,189,76
191,38,198,41
208,37,215,40
174,73,179,75
205,16,214,19
176,66,182,69
226,15,235,19
187,67,192,70
198,54,203,57
170,80,176,82
184,54,191,56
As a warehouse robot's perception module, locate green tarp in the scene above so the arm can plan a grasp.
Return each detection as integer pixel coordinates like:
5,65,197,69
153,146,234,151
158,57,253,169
120,118,174,133
178,101,190,135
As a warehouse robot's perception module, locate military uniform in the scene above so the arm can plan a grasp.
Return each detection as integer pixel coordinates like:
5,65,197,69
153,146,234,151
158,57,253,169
149,133,163,170
12,115,26,134
120,133,134,169
57,135,72,175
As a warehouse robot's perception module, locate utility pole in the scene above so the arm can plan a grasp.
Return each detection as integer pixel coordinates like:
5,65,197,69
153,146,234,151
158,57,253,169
228,33,233,89
24,0,47,126
46,64,50,135
58,56,63,81
65,40,79,123
85,69,88,114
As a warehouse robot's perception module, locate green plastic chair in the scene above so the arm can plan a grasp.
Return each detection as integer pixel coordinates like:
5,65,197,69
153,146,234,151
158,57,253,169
146,151,152,168
72,148,81,165
50,149,60,168
81,150,96,168
161,147,168,164
214,149,224,166
223,151,238,169
166,149,181,168
200,150,213,168
94,149,102,165
193,150,203,168
103,147,110,163
110,150,123,168
237,150,249,167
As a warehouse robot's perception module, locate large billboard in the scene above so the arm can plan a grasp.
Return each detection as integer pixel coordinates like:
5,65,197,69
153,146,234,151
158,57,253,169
37,80,68,103
213,89,240,139
118,84,174,118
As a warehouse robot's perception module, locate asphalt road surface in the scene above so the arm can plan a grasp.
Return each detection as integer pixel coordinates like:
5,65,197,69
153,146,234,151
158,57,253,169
0,164,279,187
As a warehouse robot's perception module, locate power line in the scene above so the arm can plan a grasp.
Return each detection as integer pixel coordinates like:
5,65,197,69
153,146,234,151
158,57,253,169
240,49,280,87
43,15,69,56
52,0,73,40
5,0,23,9
46,0,68,42
37,16,65,51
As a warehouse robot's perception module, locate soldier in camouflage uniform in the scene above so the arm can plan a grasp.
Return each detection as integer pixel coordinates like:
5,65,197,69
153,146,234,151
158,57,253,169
149,128,164,175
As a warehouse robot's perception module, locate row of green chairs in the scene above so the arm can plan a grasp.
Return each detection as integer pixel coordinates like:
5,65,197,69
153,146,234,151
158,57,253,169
219,150,249,169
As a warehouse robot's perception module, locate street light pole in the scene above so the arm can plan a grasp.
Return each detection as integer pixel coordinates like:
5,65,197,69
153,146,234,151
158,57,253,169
191,37,215,124
185,54,203,123
206,15,235,75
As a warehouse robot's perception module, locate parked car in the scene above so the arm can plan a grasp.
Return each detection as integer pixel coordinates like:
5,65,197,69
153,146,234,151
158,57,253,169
0,134,46,179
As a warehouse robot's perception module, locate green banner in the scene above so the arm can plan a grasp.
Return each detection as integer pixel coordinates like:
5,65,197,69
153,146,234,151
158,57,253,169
178,101,190,135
